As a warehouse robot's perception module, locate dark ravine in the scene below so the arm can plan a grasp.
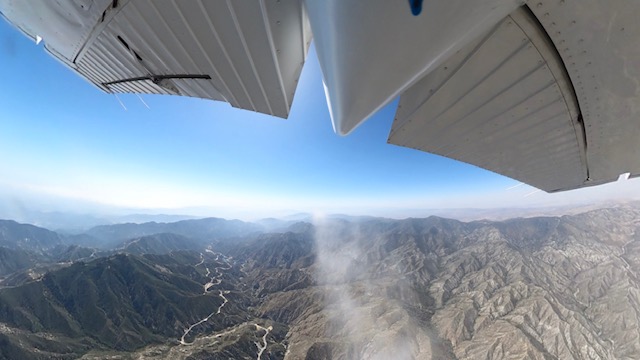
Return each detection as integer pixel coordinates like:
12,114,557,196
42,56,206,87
0,206,637,359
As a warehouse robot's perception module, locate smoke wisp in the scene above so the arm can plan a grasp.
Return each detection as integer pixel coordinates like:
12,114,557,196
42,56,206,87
312,216,434,359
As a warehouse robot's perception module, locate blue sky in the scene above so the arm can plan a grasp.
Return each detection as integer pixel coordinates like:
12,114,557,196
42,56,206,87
0,18,637,219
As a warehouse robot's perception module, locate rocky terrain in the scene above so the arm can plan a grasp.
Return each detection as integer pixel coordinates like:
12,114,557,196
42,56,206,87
0,206,638,359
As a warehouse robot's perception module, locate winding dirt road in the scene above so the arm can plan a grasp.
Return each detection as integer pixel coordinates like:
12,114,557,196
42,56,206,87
179,253,232,345
254,324,272,360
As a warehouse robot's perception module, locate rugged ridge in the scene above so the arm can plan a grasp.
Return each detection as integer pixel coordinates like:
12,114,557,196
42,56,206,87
116,233,201,255
0,220,64,252
0,207,638,359
85,217,263,247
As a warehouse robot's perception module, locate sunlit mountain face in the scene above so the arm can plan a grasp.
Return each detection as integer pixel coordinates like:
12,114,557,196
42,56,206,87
0,205,638,359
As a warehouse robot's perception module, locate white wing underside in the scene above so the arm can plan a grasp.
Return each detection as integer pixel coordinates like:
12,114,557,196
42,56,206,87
1,0,639,193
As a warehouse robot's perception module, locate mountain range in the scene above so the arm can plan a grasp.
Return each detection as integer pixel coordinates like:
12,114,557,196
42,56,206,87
0,206,637,359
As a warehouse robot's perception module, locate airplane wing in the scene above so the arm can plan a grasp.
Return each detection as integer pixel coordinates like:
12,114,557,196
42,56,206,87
389,6,587,192
1,0,638,193
0,0,311,118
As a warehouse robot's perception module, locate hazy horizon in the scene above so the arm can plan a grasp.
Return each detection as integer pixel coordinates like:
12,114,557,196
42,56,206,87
1,184,638,228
